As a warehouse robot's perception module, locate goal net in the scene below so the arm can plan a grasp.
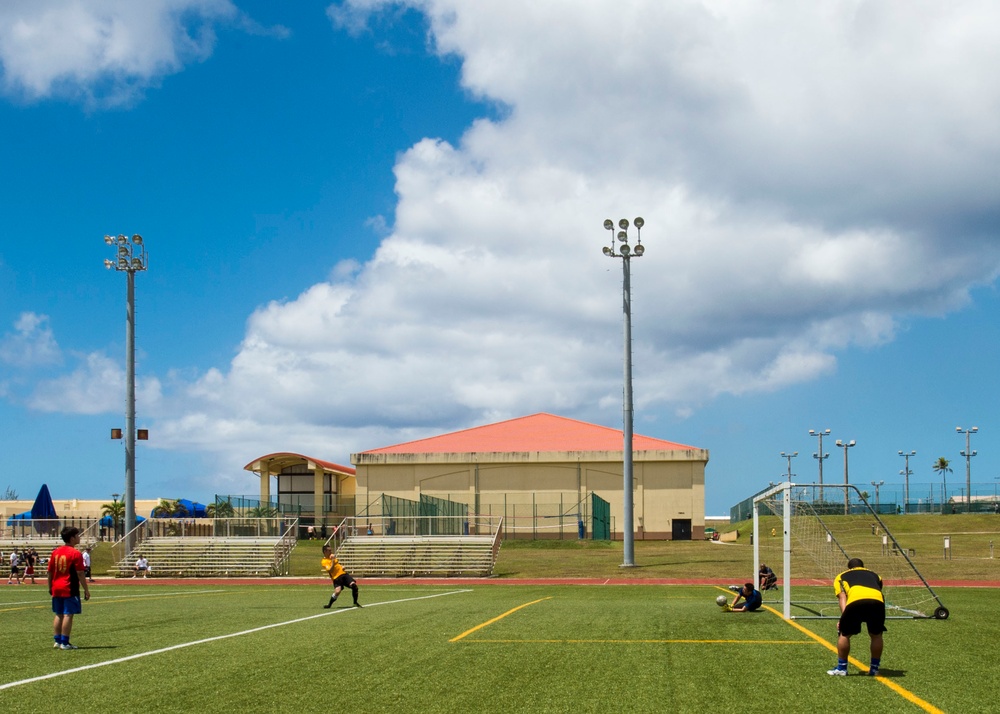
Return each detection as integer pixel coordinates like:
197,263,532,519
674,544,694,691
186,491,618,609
753,482,948,621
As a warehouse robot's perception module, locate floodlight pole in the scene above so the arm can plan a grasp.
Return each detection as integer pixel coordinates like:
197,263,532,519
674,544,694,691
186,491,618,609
602,217,645,567
809,429,830,502
780,451,798,479
836,439,855,515
957,426,978,511
870,480,885,512
898,450,915,515
104,234,148,552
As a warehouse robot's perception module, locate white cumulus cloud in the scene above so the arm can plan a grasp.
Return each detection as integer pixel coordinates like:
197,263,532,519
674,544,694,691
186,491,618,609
0,312,61,368
0,0,280,106
13,2,1000,477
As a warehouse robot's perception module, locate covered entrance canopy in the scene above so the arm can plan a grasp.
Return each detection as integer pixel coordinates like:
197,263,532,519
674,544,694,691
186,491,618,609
243,452,356,517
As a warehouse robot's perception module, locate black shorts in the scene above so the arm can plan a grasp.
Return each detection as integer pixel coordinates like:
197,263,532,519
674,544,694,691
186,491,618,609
333,574,356,589
839,600,887,637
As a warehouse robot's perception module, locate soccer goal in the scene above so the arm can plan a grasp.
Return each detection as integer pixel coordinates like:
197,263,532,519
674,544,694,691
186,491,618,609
753,482,949,621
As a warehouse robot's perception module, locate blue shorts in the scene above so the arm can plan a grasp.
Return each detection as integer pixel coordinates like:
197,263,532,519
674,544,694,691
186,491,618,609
52,596,82,616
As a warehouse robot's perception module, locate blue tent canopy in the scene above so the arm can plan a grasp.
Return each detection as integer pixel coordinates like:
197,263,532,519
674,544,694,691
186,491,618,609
5,484,58,529
31,484,57,520
149,499,207,518
178,499,207,518
99,514,145,527
6,510,32,526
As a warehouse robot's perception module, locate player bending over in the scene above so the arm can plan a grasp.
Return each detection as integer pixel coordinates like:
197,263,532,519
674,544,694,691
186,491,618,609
827,557,886,677
729,582,763,612
321,545,361,609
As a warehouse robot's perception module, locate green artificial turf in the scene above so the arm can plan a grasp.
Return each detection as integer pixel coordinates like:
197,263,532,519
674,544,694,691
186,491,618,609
2,583,997,713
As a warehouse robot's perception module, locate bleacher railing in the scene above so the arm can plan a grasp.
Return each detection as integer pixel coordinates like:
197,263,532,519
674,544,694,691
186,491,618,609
1,518,100,546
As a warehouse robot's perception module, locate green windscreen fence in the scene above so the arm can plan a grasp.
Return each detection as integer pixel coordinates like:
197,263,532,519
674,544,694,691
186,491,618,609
591,493,610,540
379,494,469,535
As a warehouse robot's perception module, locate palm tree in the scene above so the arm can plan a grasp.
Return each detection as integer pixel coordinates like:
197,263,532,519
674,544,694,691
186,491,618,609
101,500,126,540
247,504,279,518
206,499,235,518
152,498,183,518
932,457,953,504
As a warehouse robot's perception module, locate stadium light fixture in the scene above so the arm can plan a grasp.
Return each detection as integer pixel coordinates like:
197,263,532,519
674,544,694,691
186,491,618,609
104,233,148,552
835,439,856,515
602,216,645,568
898,450,916,514
780,451,798,479
957,426,978,511
809,429,831,502
870,480,885,512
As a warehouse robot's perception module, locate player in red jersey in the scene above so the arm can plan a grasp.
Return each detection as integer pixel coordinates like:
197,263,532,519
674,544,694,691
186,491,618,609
47,526,91,650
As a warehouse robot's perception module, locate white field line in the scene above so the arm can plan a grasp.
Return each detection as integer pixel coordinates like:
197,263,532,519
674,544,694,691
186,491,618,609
0,589,229,607
0,589,471,691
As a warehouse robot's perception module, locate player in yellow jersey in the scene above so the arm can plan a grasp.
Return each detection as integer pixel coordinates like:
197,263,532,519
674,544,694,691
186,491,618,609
827,557,885,676
321,545,361,609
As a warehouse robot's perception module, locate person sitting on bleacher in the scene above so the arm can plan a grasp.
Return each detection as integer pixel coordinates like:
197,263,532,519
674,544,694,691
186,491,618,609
759,563,778,591
133,555,149,578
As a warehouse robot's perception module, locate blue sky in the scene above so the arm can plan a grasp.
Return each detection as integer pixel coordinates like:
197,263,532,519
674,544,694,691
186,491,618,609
2,1,1000,516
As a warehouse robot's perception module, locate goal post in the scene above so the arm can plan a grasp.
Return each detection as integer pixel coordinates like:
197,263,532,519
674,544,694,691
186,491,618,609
753,481,949,621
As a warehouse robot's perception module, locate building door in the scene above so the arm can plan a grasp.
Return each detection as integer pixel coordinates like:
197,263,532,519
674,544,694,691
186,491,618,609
672,519,692,541
590,493,611,540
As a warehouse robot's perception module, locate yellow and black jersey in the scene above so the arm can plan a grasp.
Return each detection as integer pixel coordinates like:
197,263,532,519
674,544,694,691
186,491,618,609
833,567,884,606
321,556,345,581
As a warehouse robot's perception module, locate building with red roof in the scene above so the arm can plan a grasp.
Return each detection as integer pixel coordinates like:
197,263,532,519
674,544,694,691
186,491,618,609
352,413,708,540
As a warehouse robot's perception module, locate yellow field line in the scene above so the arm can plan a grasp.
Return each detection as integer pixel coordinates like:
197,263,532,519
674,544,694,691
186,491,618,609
449,596,552,642
463,639,816,644
766,605,945,714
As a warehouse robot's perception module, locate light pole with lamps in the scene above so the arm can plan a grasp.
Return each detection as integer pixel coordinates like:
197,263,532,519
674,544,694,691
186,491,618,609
111,492,120,541
780,451,798,479
836,439,856,515
602,216,645,567
957,426,978,511
810,429,830,501
104,234,148,550
870,480,885,512
898,450,915,515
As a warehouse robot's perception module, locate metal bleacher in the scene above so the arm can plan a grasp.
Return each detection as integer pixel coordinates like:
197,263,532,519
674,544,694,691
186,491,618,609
111,518,297,578
329,516,503,577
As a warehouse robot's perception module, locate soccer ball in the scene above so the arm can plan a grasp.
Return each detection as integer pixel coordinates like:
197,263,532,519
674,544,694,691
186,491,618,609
716,595,729,607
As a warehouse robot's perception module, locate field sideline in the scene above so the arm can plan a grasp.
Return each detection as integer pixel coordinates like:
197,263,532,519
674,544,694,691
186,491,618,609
2,581,997,713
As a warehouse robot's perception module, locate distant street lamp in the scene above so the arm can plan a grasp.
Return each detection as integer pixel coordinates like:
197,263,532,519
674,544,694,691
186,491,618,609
836,439,856,515
602,217,645,567
780,451,798,479
104,234,148,550
898,450,916,515
810,429,831,500
957,426,978,511
870,480,885,512
111,492,121,541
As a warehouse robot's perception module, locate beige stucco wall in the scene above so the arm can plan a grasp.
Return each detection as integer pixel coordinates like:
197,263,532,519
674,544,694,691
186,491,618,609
1,499,161,520
352,448,708,540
